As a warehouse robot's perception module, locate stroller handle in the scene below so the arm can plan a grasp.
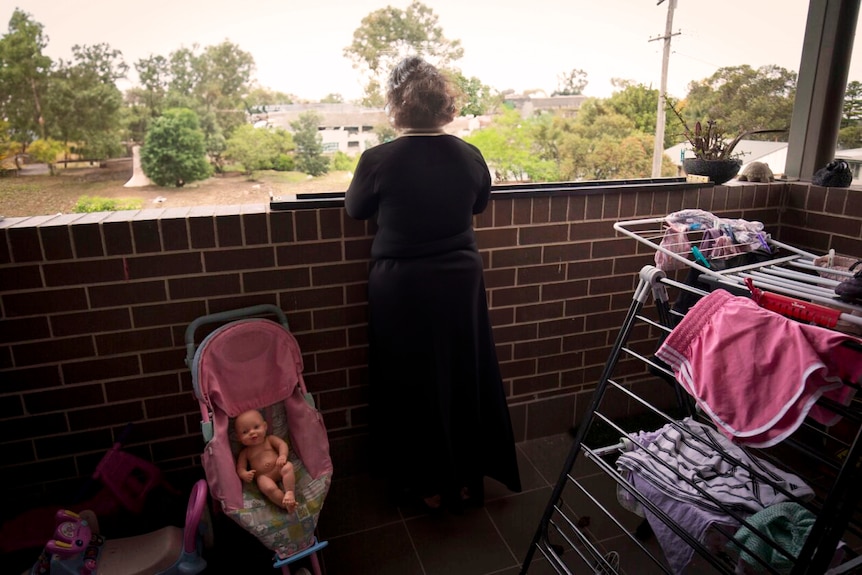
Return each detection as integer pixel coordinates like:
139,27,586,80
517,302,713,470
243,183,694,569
184,304,289,368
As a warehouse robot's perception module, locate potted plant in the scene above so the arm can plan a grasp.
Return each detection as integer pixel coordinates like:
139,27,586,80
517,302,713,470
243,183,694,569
668,101,787,184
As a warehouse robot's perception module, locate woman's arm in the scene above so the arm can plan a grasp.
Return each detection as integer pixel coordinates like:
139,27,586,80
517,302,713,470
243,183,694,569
345,151,379,220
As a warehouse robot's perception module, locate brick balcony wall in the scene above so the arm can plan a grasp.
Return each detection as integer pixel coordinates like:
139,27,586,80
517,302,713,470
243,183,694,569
1,180,858,512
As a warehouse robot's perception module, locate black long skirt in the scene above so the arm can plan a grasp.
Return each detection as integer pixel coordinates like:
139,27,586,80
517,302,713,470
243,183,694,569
366,248,522,503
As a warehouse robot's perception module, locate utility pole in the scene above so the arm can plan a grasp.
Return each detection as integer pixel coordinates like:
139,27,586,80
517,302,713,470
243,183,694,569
650,0,680,178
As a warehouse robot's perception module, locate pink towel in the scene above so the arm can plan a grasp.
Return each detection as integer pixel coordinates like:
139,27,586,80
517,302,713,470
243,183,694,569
656,289,862,447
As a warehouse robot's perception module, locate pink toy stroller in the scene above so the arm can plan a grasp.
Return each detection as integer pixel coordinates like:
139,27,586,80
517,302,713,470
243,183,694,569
185,304,333,574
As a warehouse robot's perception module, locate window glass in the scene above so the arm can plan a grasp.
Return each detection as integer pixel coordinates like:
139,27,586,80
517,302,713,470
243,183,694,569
0,1,857,217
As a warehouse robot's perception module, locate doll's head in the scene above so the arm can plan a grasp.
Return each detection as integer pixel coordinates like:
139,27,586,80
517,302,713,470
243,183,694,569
235,409,267,446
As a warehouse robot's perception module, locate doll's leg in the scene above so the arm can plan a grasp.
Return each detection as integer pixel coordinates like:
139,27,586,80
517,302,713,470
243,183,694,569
280,461,297,512
256,475,286,508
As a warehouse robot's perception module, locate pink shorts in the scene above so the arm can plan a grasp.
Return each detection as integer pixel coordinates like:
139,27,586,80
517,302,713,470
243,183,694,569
656,289,861,447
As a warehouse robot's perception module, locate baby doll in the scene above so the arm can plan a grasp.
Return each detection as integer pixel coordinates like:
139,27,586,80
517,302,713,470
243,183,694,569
234,409,297,511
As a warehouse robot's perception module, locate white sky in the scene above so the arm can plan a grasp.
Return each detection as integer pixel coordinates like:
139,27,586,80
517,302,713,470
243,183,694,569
3,0,860,102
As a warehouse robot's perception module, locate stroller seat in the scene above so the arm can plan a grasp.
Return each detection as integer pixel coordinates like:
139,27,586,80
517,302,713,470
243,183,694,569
186,305,332,567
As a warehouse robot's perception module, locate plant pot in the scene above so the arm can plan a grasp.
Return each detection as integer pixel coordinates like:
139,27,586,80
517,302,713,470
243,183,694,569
683,158,742,184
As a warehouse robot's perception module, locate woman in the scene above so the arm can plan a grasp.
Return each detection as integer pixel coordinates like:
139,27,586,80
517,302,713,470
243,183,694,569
345,56,521,511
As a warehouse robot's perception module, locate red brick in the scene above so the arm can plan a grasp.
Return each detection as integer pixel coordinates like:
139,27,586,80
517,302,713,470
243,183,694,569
40,225,75,260
67,401,145,430
491,246,542,267
245,268,310,292
1,364,61,392
89,280,167,307
14,335,95,366
295,211,319,241
168,273,241,299
492,286,540,307
161,217,190,251
277,241,342,266
52,308,131,336
94,327,171,356
132,300,207,328
270,211,295,243
0,316,50,343
24,382,105,413
243,212,269,245
63,355,141,384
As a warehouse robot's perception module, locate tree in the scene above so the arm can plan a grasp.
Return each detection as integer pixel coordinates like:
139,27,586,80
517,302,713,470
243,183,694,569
27,138,65,175
320,93,344,104
46,43,127,163
464,109,559,182
0,9,52,145
553,68,588,96
290,111,329,176
374,123,397,145
140,108,212,187
225,123,294,176
839,80,862,149
344,1,464,106
604,82,676,149
449,70,499,116
682,65,795,138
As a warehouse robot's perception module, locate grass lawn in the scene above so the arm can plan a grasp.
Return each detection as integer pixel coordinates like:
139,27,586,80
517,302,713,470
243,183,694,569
0,160,354,218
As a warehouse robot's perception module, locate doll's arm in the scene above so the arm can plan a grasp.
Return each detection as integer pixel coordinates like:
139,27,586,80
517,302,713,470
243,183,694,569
269,435,289,466
236,449,254,483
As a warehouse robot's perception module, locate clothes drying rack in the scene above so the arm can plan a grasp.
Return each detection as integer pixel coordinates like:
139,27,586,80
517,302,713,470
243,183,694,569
520,215,862,575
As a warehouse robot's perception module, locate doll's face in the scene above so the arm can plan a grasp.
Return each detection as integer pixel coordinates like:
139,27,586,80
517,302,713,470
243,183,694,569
235,411,267,446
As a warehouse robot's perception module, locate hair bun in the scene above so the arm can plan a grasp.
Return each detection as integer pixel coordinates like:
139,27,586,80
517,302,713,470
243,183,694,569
389,56,424,91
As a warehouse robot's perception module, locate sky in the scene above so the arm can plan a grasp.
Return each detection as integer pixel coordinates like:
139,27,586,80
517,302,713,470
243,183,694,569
2,0,860,102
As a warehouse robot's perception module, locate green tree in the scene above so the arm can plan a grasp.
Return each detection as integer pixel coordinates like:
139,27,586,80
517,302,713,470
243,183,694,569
132,41,256,153
320,93,344,104
140,108,212,187
344,1,464,106
553,68,588,96
129,54,169,138
682,65,794,138
449,70,499,116
374,123,397,145
290,111,329,176
464,109,559,182
555,99,678,180
27,138,65,175
46,43,127,163
0,9,52,144
604,83,677,149
839,80,862,149
225,123,294,176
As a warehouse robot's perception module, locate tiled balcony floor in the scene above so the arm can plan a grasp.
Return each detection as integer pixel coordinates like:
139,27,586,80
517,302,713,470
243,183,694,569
200,432,691,575
10,429,857,575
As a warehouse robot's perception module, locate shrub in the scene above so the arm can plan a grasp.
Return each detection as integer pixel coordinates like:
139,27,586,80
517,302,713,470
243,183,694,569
74,196,143,213
141,108,212,187
331,151,358,172
272,153,295,172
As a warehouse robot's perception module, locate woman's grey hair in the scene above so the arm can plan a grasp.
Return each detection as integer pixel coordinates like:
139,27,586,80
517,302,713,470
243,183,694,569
386,56,457,130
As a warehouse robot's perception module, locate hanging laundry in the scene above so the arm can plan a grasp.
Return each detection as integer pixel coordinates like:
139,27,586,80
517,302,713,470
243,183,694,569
656,289,862,447
616,418,814,575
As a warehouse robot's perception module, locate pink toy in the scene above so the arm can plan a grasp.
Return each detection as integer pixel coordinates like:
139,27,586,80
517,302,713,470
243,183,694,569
28,480,209,575
2,423,176,555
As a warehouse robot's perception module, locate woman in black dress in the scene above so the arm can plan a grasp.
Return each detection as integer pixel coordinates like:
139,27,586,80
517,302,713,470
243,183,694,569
345,56,521,510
